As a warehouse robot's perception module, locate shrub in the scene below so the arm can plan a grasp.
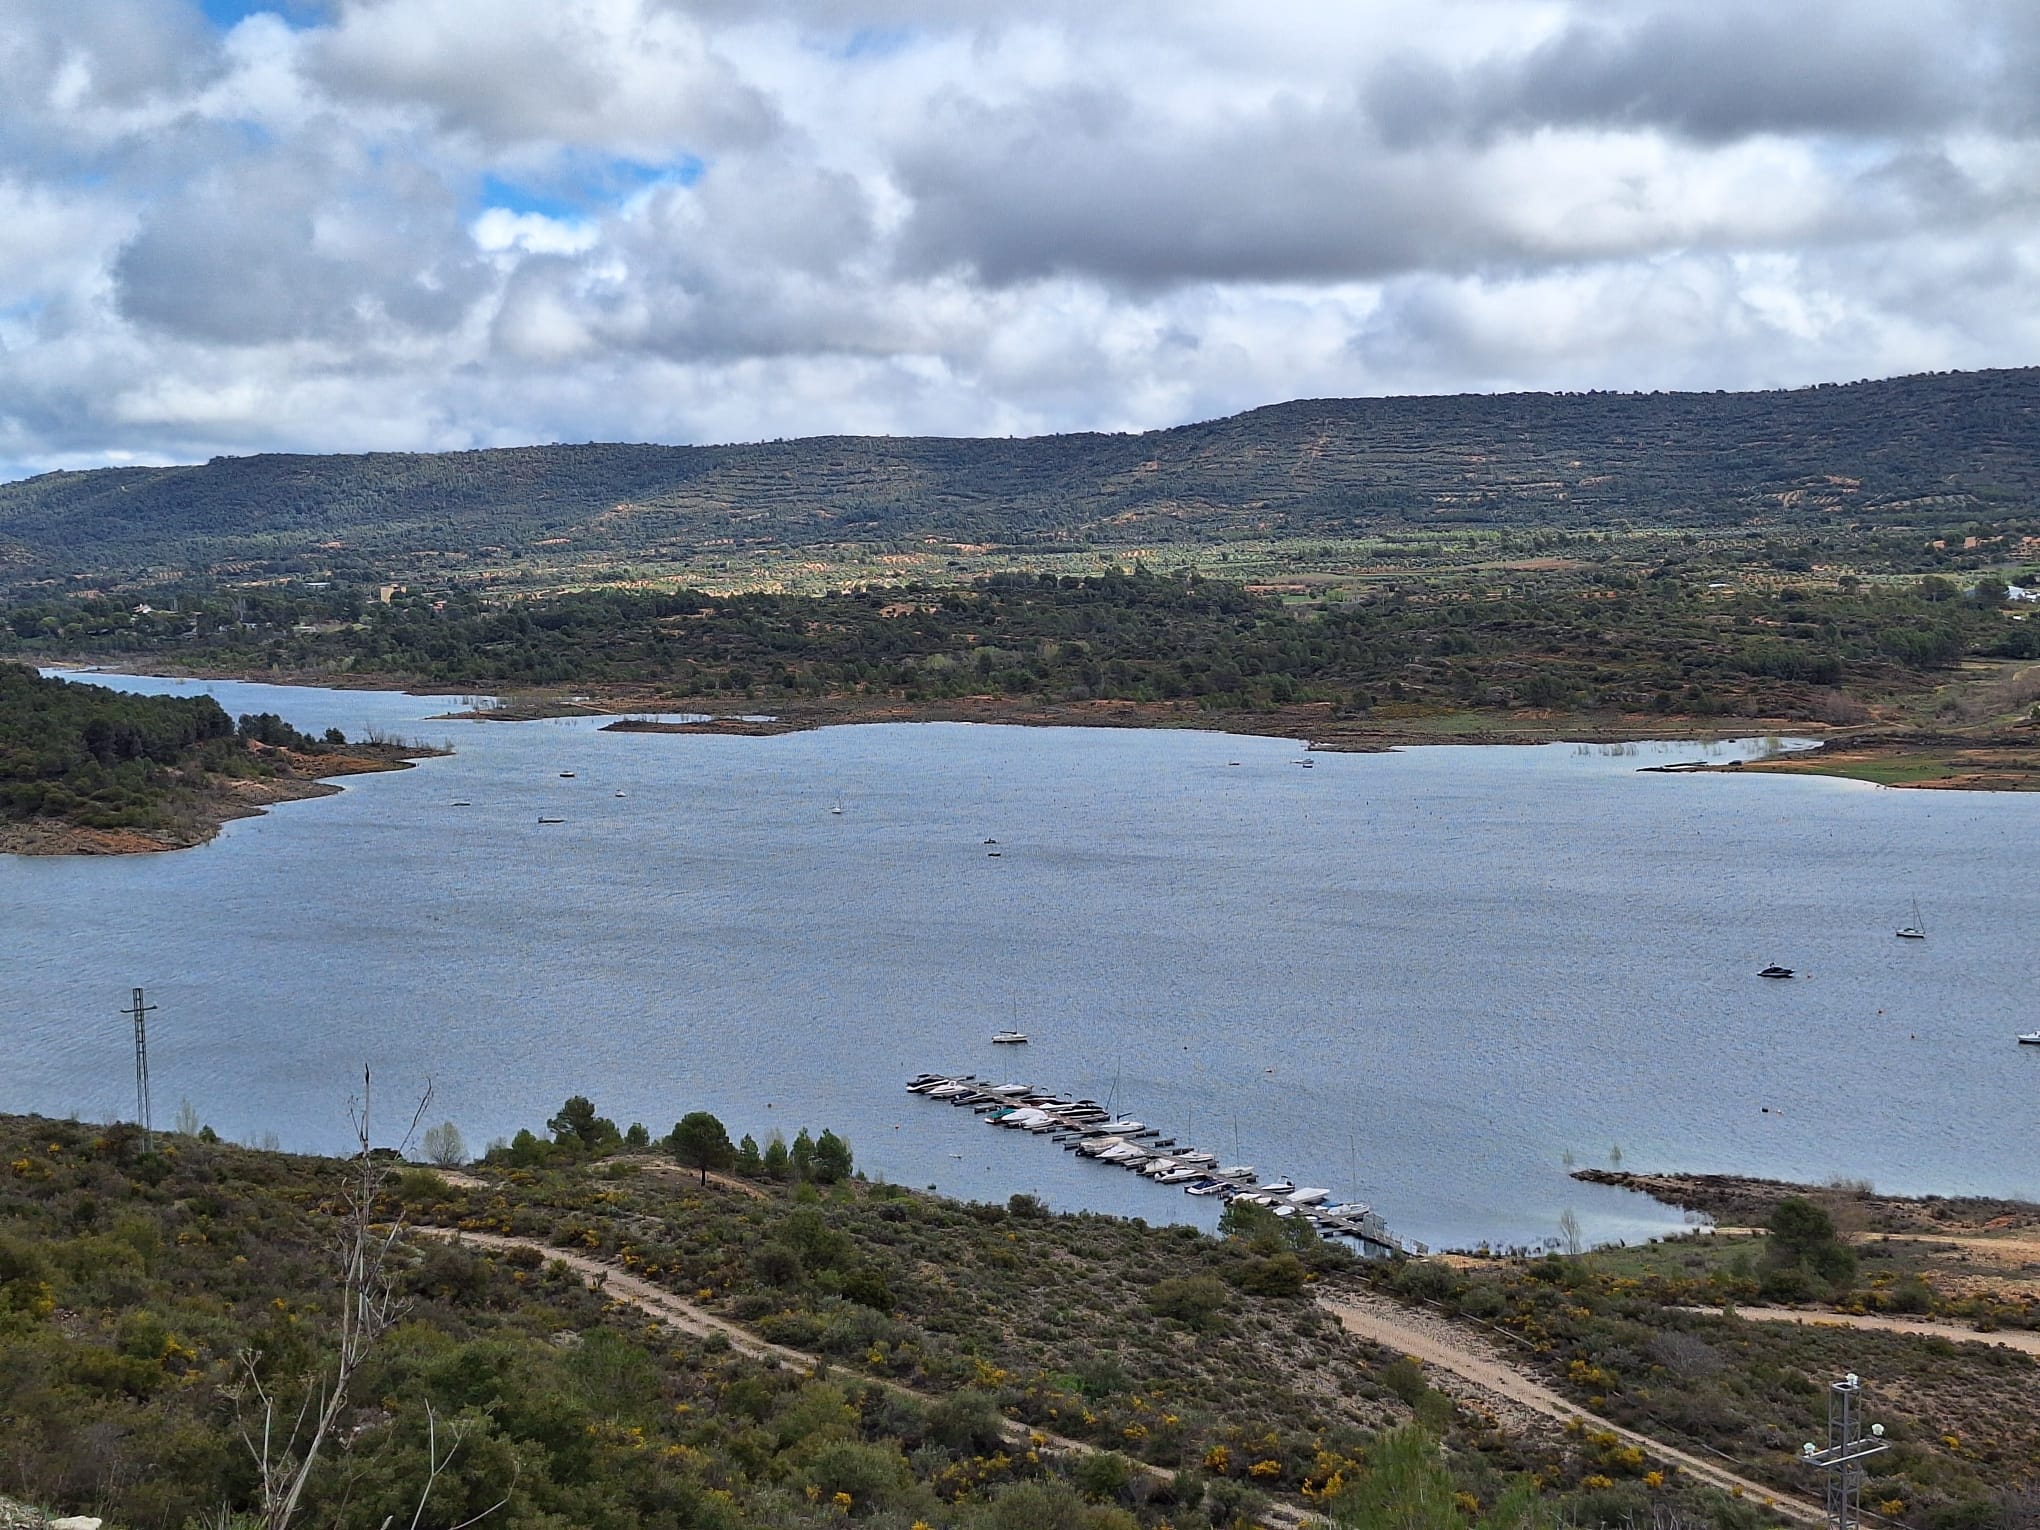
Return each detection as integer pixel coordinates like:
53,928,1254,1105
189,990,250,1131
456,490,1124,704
1146,1274,1228,1331
926,1388,1008,1454
1229,1253,1307,1297
1073,1449,1135,1503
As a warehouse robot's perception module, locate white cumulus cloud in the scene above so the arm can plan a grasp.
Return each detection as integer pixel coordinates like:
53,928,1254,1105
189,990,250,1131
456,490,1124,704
1,0,2037,479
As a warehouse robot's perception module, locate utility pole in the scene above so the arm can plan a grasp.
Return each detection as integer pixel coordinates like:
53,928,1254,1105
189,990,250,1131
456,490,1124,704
1800,1371,1888,1530
129,988,157,1149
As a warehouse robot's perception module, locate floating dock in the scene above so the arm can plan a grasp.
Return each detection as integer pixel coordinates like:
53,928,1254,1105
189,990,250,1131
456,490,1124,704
906,1072,1406,1256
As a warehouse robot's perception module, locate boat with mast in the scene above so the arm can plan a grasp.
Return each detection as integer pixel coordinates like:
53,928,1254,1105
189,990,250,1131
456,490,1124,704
1896,897,1927,940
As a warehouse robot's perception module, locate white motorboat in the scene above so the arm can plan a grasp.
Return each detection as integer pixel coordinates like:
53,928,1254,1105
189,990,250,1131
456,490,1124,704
1286,1188,1332,1206
991,1030,1029,1044
1261,1178,1295,1195
2018,1032,2040,1046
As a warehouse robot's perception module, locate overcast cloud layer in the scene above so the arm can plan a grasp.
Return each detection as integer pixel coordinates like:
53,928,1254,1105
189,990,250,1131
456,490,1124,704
2,0,2038,479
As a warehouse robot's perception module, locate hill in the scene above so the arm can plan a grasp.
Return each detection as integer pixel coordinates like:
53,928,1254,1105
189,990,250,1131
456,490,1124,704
2,1099,2033,1529
0,663,423,852
2,369,2036,591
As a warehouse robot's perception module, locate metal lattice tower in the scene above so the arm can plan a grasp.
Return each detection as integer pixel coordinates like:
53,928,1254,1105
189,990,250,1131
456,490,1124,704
1800,1371,1887,1530
128,988,156,1149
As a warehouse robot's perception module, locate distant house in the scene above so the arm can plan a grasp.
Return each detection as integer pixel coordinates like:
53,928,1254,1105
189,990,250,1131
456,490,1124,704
2006,585,2040,603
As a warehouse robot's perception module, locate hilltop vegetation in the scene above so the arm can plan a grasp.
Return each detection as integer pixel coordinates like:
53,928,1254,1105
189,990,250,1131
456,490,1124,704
2,369,2037,594
0,1104,1584,1530
6,1100,2036,1530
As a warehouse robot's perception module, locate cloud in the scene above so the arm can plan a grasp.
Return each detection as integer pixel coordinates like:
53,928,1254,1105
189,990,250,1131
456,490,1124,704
1,0,2038,481
112,137,490,344
308,0,780,158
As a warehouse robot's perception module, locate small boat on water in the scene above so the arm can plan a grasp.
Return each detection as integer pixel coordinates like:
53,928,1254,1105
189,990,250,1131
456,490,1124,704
450,800,471,806
991,1029,1029,1044
831,795,843,815
2018,1032,2040,1046
537,816,566,824
1286,1187,1332,1206
1261,1178,1296,1195
1184,1180,1231,1197
615,789,627,797
1896,897,1926,940
559,771,575,778
1758,965,1795,979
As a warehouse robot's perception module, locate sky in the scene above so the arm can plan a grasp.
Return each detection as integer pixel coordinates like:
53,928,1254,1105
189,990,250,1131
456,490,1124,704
2,0,2037,480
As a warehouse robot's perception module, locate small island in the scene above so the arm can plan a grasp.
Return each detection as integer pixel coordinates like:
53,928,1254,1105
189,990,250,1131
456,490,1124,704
0,662,434,854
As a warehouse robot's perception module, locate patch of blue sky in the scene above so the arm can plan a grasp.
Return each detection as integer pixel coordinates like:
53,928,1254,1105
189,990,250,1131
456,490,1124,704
197,0,287,29
830,26,916,60
197,0,327,29
480,156,701,220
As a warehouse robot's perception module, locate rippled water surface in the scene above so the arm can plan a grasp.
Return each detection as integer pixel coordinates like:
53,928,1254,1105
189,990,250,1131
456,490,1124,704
6,672,2036,1249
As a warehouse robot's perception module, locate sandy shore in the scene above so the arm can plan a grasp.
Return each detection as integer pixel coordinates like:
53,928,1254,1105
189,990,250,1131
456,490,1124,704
0,743,432,857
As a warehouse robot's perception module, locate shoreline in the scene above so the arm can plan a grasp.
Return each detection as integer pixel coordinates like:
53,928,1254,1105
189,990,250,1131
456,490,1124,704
0,741,436,857
1573,1167,2040,1235
35,657,1817,753
1645,730,2040,791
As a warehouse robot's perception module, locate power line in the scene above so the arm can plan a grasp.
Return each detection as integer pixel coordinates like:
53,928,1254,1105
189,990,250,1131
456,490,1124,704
128,987,157,1150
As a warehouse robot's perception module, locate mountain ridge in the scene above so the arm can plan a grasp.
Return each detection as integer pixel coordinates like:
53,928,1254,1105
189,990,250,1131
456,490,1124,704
3,366,2035,588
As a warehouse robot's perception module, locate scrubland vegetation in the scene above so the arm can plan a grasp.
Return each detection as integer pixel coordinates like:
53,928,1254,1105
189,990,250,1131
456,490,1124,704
0,1099,1913,1530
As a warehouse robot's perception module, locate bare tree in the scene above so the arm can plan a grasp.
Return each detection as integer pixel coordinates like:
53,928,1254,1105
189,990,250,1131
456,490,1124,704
233,1070,431,1530
376,1400,515,1530
1557,1208,1584,1257
421,1120,466,1168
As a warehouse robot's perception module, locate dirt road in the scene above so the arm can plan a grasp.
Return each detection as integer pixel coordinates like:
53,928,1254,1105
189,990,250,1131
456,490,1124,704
415,1227,1323,1529
1687,1304,2040,1356
1318,1291,1823,1526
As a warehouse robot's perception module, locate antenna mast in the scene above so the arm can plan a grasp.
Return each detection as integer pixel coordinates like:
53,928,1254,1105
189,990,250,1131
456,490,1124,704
129,988,157,1149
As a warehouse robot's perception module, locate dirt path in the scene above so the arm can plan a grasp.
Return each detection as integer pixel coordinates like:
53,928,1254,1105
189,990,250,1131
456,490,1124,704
1688,1304,2040,1356
1319,1292,1822,1526
416,1228,1322,1529
1863,1231,2040,1264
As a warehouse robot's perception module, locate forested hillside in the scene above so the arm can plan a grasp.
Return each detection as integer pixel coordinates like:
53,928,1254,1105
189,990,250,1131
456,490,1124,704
8,569,2028,725
0,663,408,849
2,369,2035,590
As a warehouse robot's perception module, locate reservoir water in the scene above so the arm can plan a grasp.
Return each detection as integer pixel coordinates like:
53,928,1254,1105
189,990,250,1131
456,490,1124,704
5,672,2036,1250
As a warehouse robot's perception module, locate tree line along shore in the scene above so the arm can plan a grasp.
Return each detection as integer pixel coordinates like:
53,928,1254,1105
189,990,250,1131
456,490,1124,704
10,544,2040,849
